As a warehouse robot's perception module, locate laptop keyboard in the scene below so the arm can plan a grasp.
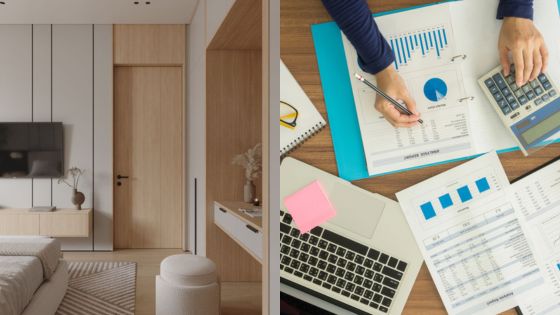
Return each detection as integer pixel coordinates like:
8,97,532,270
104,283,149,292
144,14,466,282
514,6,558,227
280,211,408,313
483,66,557,119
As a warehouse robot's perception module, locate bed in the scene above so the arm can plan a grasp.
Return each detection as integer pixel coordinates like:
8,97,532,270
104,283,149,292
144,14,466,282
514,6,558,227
0,236,68,315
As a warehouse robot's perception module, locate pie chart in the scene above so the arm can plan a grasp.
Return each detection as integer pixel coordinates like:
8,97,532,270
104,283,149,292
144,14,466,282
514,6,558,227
423,78,448,102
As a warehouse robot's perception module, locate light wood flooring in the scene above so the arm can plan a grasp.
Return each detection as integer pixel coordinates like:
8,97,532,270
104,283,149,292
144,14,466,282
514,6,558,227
62,249,262,315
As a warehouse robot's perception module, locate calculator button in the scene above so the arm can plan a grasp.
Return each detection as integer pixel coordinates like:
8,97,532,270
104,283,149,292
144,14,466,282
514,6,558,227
510,100,520,109
510,112,520,120
489,85,499,94
501,88,511,97
506,75,515,84
506,94,516,104
526,91,536,100
543,81,553,90
535,98,543,106
535,87,544,95
509,82,519,91
542,94,550,102
522,85,531,93
497,99,508,109
530,80,540,88
493,93,504,102
550,90,557,98
492,74,507,89
538,73,548,84
519,95,528,105
514,89,524,98
484,78,495,88
501,106,512,115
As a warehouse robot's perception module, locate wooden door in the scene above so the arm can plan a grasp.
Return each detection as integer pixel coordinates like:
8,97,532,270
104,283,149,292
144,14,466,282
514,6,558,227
114,66,183,249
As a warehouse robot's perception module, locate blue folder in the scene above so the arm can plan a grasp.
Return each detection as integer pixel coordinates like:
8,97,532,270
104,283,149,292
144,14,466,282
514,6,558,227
311,1,560,181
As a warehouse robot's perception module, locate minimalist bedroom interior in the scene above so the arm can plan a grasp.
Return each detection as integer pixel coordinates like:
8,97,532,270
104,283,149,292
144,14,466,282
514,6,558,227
0,0,270,314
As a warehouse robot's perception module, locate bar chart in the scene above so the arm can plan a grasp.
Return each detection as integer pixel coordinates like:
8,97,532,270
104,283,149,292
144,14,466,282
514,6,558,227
388,26,449,71
420,176,492,221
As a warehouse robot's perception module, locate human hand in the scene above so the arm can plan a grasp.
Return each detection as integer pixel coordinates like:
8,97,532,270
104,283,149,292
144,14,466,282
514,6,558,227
374,65,420,128
499,17,548,86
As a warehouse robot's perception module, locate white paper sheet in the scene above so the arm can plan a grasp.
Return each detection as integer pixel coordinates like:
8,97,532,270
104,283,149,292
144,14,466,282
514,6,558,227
342,4,475,176
450,0,560,153
509,160,560,314
396,152,545,315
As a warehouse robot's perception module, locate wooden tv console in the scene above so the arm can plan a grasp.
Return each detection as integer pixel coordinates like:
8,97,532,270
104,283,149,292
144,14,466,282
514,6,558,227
0,208,92,237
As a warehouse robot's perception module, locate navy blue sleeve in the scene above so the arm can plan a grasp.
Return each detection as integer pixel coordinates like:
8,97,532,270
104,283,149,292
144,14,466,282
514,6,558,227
321,0,394,75
497,0,534,20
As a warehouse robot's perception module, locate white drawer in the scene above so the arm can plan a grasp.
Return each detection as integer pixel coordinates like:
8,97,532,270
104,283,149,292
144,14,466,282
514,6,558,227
214,203,263,262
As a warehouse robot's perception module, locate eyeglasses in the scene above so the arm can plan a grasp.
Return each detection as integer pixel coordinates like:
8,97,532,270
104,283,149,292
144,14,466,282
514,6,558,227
280,101,299,129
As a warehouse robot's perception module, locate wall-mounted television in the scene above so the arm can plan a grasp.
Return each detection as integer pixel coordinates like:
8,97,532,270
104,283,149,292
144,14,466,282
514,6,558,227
0,122,64,178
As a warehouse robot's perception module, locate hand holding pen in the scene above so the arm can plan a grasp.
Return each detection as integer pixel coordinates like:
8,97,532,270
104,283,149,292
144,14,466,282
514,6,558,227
355,67,422,127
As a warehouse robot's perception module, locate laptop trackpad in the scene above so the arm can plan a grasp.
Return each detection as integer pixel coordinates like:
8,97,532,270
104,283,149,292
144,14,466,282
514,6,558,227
327,182,384,239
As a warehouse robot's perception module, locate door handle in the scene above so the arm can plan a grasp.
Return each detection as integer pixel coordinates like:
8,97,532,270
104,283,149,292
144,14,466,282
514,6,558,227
117,175,129,180
246,224,259,234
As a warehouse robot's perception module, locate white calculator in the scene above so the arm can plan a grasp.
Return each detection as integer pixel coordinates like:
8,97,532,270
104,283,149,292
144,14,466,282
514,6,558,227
478,65,560,155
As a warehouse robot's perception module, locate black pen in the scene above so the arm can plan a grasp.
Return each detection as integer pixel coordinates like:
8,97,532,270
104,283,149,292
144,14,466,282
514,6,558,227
354,73,423,124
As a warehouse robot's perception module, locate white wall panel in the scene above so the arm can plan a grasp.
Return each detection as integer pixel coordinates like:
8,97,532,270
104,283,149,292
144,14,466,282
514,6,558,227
0,24,112,251
187,1,207,255
0,25,33,209
93,24,114,250
32,24,54,207
52,25,93,250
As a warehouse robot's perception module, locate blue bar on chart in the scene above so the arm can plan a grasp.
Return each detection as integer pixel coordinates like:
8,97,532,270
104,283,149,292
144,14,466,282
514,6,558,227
433,31,440,57
399,37,406,64
557,263,560,271
475,177,490,193
457,185,473,202
438,193,453,209
389,39,398,70
390,26,449,70
405,37,411,59
421,202,437,220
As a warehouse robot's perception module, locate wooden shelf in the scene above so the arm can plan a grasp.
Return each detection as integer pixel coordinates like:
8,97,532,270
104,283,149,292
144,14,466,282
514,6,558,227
215,201,262,231
0,208,92,237
214,201,263,263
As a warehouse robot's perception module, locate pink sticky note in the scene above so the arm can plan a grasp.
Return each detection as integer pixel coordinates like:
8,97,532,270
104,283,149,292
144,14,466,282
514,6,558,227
283,180,336,233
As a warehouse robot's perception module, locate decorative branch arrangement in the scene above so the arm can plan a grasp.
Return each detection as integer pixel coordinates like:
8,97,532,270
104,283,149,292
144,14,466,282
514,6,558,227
232,143,262,182
58,167,85,189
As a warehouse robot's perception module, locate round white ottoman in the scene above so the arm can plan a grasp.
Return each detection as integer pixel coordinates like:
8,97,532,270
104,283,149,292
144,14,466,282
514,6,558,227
156,254,220,315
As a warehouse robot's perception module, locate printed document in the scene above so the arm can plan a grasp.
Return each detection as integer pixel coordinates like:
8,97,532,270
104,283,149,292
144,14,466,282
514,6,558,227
510,160,560,315
342,4,474,176
341,0,560,177
396,152,545,315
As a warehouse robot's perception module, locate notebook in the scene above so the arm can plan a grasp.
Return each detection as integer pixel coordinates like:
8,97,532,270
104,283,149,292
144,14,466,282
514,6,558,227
311,0,560,180
281,60,327,156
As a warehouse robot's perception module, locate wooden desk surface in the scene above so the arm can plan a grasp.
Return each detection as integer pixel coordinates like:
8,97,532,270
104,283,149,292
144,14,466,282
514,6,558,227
281,0,560,313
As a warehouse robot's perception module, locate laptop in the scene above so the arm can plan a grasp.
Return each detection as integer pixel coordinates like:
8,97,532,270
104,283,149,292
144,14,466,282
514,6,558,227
280,158,423,314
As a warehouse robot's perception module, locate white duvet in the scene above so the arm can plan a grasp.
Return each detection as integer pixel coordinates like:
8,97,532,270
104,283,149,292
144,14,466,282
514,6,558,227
0,256,44,315
0,236,62,315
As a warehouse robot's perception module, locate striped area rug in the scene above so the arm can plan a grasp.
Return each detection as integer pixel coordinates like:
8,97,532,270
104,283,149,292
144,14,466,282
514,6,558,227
56,261,137,315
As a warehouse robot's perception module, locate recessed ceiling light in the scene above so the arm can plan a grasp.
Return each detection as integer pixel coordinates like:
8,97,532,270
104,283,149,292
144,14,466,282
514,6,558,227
133,1,139,4
0,2,6,5
145,1,151,4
